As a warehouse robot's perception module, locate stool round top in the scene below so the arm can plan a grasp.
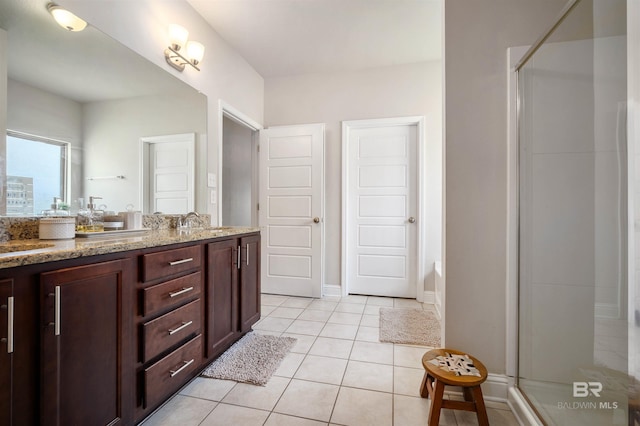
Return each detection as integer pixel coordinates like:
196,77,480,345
422,348,488,387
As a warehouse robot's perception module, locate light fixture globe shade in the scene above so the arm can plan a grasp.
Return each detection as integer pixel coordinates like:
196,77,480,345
186,41,205,66
47,3,87,32
168,24,189,51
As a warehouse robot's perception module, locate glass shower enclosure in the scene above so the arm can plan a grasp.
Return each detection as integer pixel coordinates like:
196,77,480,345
516,0,630,424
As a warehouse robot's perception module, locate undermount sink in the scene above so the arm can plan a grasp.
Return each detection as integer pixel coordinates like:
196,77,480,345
0,242,55,254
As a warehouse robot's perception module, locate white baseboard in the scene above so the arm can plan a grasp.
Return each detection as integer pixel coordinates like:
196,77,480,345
322,284,342,298
423,290,435,304
443,374,512,403
508,386,544,425
483,374,513,402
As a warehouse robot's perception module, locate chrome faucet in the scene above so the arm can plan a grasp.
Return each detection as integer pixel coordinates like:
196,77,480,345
178,211,200,229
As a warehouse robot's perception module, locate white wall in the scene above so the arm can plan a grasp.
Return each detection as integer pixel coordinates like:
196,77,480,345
7,79,83,205
0,29,7,214
222,116,253,226
264,61,442,294
445,0,568,374
59,0,264,224
83,92,207,213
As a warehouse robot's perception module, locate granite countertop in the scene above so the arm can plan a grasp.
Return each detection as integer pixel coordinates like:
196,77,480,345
0,227,260,269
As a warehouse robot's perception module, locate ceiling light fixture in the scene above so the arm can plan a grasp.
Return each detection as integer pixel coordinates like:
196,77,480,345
164,24,205,72
47,3,87,32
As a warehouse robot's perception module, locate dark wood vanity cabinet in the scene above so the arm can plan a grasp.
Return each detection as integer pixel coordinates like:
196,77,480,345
206,239,239,358
135,244,204,422
206,233,261,360
40,259,134,426
0,274,41,426
0,278,13,426
239,234,261,333
0,230,261,425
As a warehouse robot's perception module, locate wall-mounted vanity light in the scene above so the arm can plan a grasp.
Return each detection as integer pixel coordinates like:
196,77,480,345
164,24,205,72
47,3,87,32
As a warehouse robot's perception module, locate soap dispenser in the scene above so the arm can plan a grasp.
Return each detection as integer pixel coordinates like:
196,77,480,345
77,196,104,232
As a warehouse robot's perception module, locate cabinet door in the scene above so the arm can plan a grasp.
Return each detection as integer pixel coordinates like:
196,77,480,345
41,259,133,426
1,273,40,426
239,234,261,332
0,279,13,426
206,239,238,358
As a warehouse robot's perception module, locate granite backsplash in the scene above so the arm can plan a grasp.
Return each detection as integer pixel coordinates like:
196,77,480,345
0,214,211,242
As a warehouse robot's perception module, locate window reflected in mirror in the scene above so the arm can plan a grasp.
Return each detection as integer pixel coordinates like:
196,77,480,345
6,131,69,216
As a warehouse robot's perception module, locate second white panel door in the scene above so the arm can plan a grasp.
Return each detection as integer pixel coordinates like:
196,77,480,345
259,124,324,298
346,123,417,298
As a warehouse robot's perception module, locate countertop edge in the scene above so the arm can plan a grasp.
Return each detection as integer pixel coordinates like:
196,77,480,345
0,227,260,269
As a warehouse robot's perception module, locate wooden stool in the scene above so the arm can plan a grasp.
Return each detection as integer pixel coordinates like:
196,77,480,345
420,348,489,426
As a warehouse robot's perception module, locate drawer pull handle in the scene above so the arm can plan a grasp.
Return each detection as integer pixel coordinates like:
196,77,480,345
169,258,194,266
168,287,194,298
169,359,194,377
168,320,193,335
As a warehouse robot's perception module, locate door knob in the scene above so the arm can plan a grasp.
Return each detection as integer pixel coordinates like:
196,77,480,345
313,217,320,223
408,217,416,223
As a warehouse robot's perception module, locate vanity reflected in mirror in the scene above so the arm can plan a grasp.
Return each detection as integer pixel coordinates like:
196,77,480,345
0,0,207,216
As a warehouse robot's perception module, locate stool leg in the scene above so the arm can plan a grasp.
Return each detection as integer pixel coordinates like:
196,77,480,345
463,387,473,402
428,379,445,426
420,372,429,398
470,385,489,426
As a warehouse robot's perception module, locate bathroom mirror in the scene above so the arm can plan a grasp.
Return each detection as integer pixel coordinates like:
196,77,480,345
0,0,207,216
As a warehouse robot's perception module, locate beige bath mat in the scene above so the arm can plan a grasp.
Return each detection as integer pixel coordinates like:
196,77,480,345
201,332,296,386
379,308,441,347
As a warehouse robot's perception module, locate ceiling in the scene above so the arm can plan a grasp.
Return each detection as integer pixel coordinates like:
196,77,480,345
0,0,441,103
187,0,442,78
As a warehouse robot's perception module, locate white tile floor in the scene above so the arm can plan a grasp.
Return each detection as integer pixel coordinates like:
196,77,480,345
142,295,519,426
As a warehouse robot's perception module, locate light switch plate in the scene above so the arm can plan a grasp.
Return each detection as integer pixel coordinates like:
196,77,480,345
208,173,217,188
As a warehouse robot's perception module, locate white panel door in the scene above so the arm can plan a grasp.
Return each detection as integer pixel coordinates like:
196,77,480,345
149,134,195,214
259,124,324,297
347,124,417,297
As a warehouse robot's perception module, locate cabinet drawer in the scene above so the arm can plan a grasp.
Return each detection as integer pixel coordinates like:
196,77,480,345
142,272,202,316
144,334,202,409
142,299,201,362
141,245,201,282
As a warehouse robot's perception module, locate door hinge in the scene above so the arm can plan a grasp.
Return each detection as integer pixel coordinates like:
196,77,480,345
257,145,260,153
257,203,260,211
